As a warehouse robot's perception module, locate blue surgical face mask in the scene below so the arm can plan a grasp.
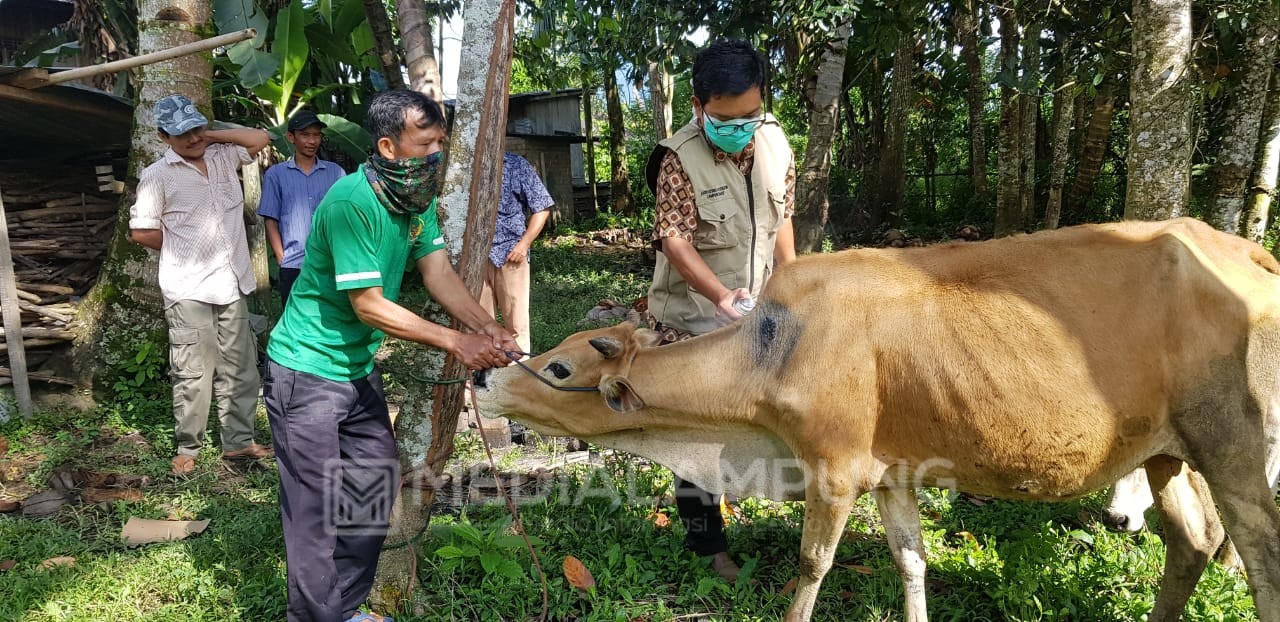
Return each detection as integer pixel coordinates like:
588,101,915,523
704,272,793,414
701,113,763,154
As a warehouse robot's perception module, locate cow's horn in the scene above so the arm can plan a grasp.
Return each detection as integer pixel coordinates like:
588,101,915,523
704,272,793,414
589,337,624,359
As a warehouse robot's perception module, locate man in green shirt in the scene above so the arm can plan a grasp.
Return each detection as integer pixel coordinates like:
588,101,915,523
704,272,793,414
264,90,516,622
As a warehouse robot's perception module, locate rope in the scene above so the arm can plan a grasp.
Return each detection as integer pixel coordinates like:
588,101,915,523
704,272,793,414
404,370,468,385
469,381,550,622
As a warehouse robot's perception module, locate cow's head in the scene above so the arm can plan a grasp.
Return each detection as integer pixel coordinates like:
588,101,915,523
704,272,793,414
473,322,663,437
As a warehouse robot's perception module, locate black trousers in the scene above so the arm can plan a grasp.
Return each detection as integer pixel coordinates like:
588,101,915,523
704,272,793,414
264,358,399,622
675,476,728,555
655,332,728,557
279,267,302,305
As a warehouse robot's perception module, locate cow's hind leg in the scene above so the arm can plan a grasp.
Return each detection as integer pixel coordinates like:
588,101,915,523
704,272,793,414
874,487,927,622
1193,455,1280,621
784,493,856,622
1144,455,1225,622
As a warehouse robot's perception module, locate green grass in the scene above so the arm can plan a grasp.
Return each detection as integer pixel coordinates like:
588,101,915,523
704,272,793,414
0,239,1263,621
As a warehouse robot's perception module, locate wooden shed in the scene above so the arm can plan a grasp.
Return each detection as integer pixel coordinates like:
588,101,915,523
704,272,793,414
450,88,603,222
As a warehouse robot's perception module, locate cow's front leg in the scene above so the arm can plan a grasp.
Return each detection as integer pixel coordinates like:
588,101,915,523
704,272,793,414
875,487,928,622
784,490,855,622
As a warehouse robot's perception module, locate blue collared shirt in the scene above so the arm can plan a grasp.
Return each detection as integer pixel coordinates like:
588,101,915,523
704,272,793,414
490,153,554,267
258,156,345,268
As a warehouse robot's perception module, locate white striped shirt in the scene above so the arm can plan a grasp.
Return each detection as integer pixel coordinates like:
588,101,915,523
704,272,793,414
130,144,256,308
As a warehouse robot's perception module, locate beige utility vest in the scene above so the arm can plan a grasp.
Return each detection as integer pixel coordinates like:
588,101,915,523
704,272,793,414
648,116,793,335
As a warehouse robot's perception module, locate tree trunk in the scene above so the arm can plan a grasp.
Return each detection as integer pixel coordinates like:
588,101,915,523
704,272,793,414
583,84,599,217
794,21,851,254
1245,68,1280,243
649,60,674,141
362,0,406,91
1065,81,1116,222
398,0,444,103
1018,23,1041,229
871,32,914,231
71,0,212,388
956,0,989,198
604,69,631,215
240,160,273,314
1124,0,1193,221
1207,5,1278,234
994,5,1023,237
1045,82,1075,229
370,0,515,610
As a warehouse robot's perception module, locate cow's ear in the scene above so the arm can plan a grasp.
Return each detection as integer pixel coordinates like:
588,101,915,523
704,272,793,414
633,328,662,348
590,336,624,359
600,375,644,412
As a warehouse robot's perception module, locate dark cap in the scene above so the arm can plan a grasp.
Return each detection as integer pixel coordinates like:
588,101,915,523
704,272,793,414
287,111,326,132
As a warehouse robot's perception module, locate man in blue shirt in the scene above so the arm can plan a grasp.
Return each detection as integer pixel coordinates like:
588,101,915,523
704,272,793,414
481,152,553,353
259,110,345,303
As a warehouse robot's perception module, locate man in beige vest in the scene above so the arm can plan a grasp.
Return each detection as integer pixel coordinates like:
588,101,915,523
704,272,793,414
644,40,797,580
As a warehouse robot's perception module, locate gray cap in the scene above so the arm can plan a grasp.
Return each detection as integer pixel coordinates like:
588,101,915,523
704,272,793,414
154,94,209,135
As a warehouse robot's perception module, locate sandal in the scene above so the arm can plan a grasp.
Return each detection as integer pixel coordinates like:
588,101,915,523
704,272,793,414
171,454,196,475
222,443,274,459
346,614,394,622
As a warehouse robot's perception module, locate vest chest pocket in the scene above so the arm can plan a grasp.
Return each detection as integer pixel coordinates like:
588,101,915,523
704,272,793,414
694,198,742,250
766,187,787,225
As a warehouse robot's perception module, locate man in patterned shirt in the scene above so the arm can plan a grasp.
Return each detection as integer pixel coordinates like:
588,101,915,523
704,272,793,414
129,94,275,476
481,152,553,354
643,40,797,581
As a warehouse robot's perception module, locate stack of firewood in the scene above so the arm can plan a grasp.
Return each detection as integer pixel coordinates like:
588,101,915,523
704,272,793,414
1,167,119,386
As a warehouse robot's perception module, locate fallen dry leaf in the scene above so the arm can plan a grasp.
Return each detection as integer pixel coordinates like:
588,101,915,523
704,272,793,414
81,488,144,504
0,500,18,513
780,577,799,596
838,590,855,600
649,512,671,528
0,435,7,458
40,556,75,569
121,518,210,547
835,562,875,575
563,555,596,592
0,560,15,572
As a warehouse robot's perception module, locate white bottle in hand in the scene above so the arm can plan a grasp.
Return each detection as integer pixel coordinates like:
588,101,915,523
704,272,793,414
732,295,756,316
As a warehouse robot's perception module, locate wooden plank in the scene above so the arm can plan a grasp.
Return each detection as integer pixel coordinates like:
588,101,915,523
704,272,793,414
0,68,50,89
0,188,32,417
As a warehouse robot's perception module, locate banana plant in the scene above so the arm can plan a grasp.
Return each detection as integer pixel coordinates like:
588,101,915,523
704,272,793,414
214,0,373,160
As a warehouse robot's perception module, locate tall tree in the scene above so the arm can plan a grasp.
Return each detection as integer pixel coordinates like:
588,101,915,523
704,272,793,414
72,0,213,384
372,0,516,608
954,0,989,199
362,0,406,90
650,60,674,140
994,4,1023,236
398,0,447,103
1207,6,1278,234
604,68,632,214
1045,77,1076,230
794,21,852,252
1018,22,1042,228
1065,80,1116,222
1245,68,1280,243
1124,0,1192,220
870,31,915,230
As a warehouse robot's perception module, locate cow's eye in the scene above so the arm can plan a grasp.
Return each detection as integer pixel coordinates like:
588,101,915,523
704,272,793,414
545,362,571,379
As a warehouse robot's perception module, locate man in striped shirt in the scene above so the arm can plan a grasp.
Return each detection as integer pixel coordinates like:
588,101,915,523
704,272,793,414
128,94,275,476
259,111,345,304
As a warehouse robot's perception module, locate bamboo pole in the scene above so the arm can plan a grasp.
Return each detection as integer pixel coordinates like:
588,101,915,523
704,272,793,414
34,29,258,89
0,188,32,417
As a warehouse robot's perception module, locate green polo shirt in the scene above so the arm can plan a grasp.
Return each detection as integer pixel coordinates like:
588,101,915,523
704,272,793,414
267,171,446,381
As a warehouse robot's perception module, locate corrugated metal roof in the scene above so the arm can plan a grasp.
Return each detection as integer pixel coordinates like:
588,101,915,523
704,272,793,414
0,69,131,161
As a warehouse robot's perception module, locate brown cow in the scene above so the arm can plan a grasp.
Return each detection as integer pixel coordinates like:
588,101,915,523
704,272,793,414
474,218,1280,621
